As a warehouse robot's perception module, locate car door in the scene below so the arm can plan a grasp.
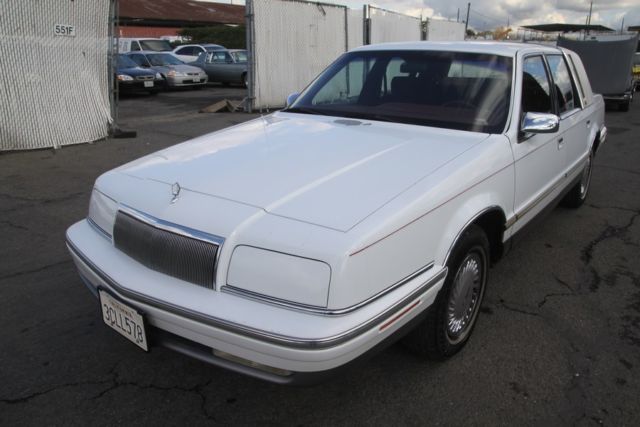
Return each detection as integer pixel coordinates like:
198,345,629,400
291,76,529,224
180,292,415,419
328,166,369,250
545,53,589,180
206,51,228,82
511,54,566,233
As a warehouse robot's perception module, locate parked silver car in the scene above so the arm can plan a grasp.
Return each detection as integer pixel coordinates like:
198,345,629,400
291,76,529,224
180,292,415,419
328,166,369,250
126,51,208,88
191,50,247,87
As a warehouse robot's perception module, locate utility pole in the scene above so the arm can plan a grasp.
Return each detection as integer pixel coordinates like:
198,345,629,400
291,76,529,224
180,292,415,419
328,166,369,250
464,2,470,35
620,17,625,33
457,8,460,23
587,1,593,26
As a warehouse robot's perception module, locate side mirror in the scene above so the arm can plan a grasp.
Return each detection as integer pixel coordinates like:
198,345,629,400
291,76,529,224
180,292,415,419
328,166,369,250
520,112,560,134
286,92,299,107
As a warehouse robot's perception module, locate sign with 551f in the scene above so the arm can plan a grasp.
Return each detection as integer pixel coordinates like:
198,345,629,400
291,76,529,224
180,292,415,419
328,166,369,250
53,24,76,37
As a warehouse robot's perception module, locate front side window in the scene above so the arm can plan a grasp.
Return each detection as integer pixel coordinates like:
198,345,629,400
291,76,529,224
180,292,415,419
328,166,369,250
176,46,193,55
288,51,513,134
521,56,552,114
546,55,578,114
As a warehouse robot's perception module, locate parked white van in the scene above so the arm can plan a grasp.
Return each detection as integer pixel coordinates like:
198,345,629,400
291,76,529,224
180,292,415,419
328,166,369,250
118,38,173,53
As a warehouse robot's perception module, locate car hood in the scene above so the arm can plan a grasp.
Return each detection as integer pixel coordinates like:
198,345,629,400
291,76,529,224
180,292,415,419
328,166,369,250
152,64,203,73
115,112,489,231
117,66,155,77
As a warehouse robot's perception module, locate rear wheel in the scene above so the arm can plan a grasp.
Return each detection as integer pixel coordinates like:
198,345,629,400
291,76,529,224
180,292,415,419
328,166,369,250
403,225,489,360
620,99,630,111
562,150,593,208
242,73,248,88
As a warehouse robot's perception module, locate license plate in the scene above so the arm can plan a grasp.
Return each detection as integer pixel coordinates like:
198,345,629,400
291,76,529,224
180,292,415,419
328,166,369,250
144,81,154,88
193,76,200,82
99,289,148,351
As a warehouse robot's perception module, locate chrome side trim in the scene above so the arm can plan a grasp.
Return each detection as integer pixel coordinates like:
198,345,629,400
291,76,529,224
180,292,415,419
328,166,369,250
87,217,112,241
119,204,225,247
221,262,435,316
67,238,446,349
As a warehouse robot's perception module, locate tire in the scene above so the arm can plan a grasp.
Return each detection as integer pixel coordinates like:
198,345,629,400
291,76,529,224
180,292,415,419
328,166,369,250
403,225,489,360
242,73,248,88
561,150,593,208
619,100,630,112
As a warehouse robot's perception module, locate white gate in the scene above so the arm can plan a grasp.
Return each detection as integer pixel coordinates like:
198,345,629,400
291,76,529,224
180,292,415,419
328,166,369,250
0,0,113,151
367,6,422,45
426,19,466,41
246,1,423,111
247,0,348,111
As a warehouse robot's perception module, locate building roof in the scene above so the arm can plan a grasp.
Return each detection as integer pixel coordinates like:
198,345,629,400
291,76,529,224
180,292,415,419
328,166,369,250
119,0,245,26
521,23,614,33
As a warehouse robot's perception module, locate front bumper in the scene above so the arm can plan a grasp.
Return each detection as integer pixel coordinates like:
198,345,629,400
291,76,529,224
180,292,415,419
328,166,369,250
66,219,445,384
118,79,163,93
167,75,208,87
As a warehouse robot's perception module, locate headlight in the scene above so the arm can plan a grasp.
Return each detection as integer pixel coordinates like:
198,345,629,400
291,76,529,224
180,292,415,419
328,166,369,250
88,188,118,238
227,245,330,307
117,74,134,81
167,70,185,77
155,72,162,79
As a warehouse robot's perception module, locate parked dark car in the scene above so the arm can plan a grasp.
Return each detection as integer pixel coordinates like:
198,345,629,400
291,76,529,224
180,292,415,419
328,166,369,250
191,50,247,87
116,54,163,95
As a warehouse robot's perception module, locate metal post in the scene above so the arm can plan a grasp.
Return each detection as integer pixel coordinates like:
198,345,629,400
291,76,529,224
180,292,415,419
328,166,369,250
108,0,117,134
464,3,470,35
363,4,370,45
245,0,255,113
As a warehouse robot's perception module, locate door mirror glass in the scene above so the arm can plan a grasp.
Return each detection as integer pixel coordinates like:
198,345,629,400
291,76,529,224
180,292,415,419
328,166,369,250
521,112,559,134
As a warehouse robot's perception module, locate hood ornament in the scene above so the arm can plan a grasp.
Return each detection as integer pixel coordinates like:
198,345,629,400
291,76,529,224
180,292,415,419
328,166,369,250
170,182,181,204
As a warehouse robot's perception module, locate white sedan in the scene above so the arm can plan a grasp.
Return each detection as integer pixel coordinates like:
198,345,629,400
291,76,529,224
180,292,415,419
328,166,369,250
67,42,606,384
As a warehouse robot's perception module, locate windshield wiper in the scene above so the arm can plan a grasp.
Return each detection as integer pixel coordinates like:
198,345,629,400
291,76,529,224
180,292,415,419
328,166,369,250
284,106,328,116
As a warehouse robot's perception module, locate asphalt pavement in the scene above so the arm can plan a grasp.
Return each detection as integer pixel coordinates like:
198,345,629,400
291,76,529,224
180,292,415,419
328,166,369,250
1,87,639,426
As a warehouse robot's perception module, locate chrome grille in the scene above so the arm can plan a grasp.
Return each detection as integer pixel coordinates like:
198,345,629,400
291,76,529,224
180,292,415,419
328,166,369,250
135,75,154,81
113,211,218,289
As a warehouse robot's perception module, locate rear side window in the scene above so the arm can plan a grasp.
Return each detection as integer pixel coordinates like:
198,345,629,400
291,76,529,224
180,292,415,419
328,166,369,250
522,56,553,114
176,46,193,55
131,41,141,51
546,55,578,114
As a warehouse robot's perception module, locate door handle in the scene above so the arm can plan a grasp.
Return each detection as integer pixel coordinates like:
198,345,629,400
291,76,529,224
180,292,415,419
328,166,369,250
586,120,591,128
558,137,564,150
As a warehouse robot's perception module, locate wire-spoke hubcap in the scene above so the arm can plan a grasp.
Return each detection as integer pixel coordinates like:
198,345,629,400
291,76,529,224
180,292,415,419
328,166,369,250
447,253,483,343
579,155,592,198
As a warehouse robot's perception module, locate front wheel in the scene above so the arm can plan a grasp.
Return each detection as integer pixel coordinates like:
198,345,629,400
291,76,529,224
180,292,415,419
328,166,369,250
403,225,489,360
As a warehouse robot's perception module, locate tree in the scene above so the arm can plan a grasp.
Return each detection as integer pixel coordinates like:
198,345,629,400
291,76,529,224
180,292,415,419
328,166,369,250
178,25,246,49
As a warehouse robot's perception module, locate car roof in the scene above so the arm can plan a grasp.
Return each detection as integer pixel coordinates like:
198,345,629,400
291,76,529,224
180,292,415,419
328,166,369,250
127,51,174,55
352,41,562,57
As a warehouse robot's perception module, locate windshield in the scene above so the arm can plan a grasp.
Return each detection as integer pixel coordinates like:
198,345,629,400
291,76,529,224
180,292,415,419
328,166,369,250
147,53,184,66
139,39,173,52
288,50,513,133
117,55,138,69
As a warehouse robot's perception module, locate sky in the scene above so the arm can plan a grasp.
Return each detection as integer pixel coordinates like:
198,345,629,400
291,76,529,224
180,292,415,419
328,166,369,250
213,0,640,31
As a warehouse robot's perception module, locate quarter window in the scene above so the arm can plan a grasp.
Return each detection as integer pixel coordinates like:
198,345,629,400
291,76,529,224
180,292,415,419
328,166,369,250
522,56,553,114
546,55,578,114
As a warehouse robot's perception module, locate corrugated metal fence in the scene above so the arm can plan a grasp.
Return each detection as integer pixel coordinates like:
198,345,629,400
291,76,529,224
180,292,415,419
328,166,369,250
0,0,112,151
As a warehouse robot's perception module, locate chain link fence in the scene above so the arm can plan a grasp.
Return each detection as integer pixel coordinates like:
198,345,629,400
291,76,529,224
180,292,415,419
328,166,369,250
0,0,113,151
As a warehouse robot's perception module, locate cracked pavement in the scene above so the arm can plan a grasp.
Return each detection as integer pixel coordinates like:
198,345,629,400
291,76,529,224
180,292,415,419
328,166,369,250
1,88,639,425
